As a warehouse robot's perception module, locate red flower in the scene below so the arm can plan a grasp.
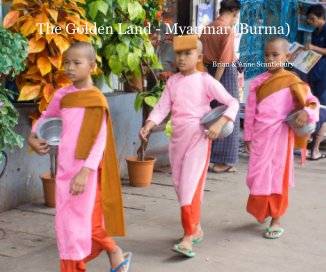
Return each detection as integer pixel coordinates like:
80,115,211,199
155,11,161,19
141,0,146,4
144,20,149,26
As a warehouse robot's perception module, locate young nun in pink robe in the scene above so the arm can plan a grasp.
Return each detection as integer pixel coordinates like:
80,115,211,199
244,38,319,239
140,35,239,257
28,42,130,272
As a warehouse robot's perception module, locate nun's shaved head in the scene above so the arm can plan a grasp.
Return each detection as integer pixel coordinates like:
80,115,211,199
266,37,290,53
66,42,96,62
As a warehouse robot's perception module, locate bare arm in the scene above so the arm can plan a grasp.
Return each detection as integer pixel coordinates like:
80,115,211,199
305,44,326,55
214,66,225,81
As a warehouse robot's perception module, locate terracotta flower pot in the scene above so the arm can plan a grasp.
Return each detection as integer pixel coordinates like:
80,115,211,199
126,156,156,187
40,173,55,208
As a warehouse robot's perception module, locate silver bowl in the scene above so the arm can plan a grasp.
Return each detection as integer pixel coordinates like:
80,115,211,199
285,110,316,137
36,117,62,146
200,105,234,139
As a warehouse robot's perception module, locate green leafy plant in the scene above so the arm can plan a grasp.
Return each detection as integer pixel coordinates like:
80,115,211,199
134,71,172,111
0,26,28,164
135,82,172,138
0,26,28,82
134,81,165,111
0,89,24,164
84,0,163,88
82,0,168,160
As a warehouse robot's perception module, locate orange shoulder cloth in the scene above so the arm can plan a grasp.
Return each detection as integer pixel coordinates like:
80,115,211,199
61,87,126,236
256,70,310,107
256,70,316,150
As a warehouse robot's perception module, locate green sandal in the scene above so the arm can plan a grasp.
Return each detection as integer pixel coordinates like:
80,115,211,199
264,227,284,239
192,236,203,245
177,236,203,245
172,243,196,258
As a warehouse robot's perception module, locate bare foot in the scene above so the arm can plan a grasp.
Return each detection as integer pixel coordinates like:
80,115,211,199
264,218,284,238
107,246,126,272
172,234,196,257
311,150,321,160
178,235,193,250
193,224,204,241
178,225,204,243
310,151,326,160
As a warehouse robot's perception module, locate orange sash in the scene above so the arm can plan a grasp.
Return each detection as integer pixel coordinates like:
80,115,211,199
61,87,126,237
256,70,316,150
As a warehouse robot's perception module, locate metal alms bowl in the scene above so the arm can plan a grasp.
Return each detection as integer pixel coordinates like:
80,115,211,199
218,121,234,139
285,110,316,137
200,105,235,139
200,105,227,128
36,118,62,146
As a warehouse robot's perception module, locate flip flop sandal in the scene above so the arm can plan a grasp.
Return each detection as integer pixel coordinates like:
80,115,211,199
111,252,132,272
171,243,196,258
210,165,236,173
263,228,284,239
177,235,204,245
308,154,326,161
192,235,204,245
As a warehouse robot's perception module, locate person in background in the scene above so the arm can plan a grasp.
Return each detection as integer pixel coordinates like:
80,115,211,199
200,0,241,173
306,4,326,160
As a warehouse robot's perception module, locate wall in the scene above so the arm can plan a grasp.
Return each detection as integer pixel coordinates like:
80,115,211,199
0,0,10,22
0,92,169,212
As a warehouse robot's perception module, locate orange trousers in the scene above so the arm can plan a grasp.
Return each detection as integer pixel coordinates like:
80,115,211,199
247,134,292,222
60,174,116,272
181,142,211,235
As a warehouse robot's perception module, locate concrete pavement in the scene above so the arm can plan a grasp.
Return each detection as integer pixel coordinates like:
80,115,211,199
0,154,325,272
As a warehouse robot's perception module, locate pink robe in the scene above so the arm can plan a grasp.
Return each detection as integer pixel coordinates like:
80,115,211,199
32,85,106,260
148,72,239,206
244,72,319,196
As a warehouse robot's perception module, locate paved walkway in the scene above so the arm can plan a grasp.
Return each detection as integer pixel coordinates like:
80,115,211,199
0,154,325,272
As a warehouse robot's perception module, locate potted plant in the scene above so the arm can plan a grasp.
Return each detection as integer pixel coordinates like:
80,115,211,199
0,26,27,174
125,77,162,187
39,168,56,207
81,0,167,186
126,71,173,187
